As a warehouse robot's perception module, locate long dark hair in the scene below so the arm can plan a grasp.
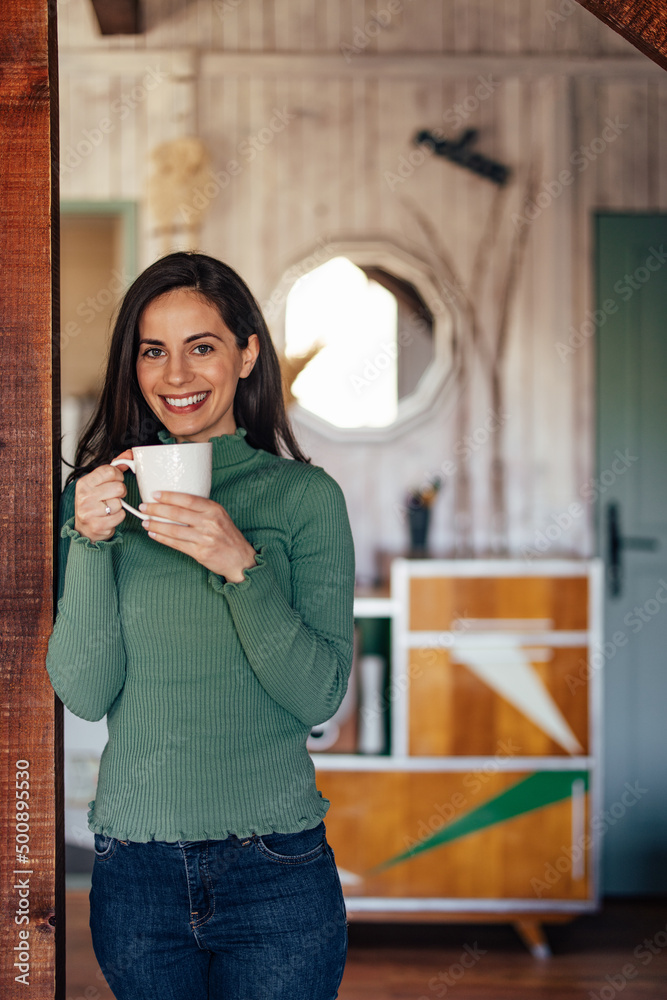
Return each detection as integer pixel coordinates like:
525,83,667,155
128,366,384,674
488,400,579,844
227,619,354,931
67,252,309,485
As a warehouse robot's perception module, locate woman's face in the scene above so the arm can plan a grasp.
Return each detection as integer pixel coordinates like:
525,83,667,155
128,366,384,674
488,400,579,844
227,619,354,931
136,288,259,443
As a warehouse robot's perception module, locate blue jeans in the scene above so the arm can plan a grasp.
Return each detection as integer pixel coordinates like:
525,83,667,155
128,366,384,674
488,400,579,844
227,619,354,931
89,821,347,1000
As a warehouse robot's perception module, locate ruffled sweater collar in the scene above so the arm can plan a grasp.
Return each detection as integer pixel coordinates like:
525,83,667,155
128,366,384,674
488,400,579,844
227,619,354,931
157,426,258,470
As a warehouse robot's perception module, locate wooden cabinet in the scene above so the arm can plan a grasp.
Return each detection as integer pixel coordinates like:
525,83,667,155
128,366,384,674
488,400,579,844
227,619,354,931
312,559,603,954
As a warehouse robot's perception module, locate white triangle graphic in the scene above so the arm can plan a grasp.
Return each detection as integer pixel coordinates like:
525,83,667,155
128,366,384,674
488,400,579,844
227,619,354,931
451,644,583,755
336,866,363,886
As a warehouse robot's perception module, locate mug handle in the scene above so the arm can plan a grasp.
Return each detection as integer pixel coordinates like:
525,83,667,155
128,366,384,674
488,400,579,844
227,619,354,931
110,453,187,526
110,455,142,519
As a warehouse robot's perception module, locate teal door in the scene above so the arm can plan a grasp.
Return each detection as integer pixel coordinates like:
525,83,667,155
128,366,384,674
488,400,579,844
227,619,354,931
596,214,667,894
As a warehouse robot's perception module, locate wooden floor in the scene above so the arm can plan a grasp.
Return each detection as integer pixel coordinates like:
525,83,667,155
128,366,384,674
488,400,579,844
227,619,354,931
66,892,667,999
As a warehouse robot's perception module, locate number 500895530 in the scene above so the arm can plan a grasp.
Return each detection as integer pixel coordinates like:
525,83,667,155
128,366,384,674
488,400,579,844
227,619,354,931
15,760,30,855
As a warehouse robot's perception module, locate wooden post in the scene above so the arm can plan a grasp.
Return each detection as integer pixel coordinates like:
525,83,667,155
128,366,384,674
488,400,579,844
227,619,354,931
574,0,667,71
0,1,62,998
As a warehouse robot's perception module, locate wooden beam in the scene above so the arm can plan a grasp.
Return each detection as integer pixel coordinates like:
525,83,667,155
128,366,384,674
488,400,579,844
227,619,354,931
58,49,663,79
199,50,663,79
0,1,62,997
89,0,141,35
575,0,667,72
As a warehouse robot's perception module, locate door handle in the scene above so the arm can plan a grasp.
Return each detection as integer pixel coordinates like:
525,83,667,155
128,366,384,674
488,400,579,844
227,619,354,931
606,501,659,598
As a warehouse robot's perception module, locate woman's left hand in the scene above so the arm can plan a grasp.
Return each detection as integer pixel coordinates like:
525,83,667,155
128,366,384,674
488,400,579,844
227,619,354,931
138,492,257,583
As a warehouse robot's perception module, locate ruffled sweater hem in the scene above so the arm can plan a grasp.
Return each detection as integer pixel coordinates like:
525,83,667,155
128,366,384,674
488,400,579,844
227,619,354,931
87,805,328,843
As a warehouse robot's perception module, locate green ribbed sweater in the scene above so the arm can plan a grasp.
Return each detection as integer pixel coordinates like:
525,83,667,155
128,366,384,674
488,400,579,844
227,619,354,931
46,428,355,842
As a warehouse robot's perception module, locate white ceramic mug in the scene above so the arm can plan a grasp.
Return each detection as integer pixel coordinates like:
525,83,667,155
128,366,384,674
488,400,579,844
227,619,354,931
111,442,212,524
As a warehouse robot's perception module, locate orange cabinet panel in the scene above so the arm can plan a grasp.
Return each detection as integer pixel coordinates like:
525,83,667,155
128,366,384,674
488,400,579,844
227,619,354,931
319,770,591,902
409,576,588,632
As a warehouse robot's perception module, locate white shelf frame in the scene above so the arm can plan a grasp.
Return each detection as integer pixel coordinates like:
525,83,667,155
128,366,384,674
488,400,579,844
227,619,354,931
344,898,598,915
313,755,595,771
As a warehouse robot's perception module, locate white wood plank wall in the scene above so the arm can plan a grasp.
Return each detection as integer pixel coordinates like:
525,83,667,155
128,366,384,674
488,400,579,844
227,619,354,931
57,0,667,583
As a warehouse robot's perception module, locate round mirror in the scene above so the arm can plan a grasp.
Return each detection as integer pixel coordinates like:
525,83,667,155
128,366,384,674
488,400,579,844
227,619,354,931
285,257,435,429
270,240,457,440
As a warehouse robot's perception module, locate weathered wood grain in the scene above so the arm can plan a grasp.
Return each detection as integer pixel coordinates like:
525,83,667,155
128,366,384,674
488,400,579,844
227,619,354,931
575,0,667,71
0,1,61,997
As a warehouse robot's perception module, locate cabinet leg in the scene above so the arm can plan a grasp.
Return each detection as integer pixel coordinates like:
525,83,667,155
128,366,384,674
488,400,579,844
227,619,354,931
514,919,551,959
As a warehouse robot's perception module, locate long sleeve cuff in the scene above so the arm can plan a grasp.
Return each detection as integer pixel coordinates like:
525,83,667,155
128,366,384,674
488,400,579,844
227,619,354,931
47,519,127,721
207,546,266,595
61,515,124,549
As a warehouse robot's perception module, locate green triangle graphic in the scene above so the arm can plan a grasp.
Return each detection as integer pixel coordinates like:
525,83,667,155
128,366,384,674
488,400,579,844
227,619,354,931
371,771,589,874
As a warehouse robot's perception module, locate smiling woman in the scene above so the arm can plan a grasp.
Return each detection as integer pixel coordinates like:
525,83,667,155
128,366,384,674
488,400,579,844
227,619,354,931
69,252,308,475
136,287,259,442
46,252,354,1000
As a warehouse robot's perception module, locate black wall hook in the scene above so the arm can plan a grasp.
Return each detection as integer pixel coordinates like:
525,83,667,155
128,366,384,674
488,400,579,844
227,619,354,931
414,128,511,186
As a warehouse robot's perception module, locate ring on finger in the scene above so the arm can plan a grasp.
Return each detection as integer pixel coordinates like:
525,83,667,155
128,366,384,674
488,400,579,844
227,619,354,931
102,500,112,516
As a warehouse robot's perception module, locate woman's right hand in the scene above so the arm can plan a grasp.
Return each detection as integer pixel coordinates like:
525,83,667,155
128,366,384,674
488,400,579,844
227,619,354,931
74,452,133,542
